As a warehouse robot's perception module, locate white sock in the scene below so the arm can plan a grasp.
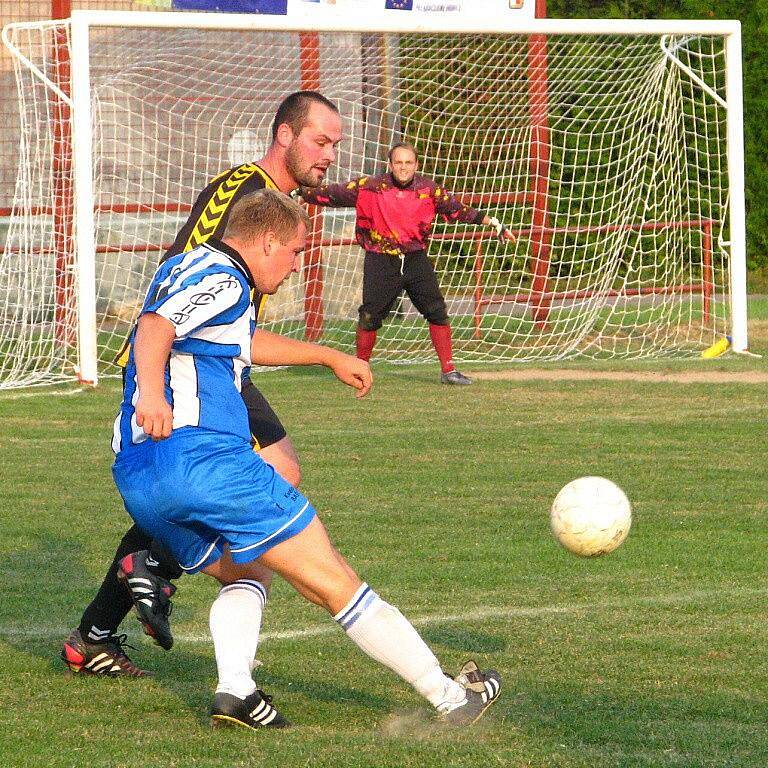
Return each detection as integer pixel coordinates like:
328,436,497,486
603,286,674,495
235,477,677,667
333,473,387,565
334,583,466,709
209,579,267,699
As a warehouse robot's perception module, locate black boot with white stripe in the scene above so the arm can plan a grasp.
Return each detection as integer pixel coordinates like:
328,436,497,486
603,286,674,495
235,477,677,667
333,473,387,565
60,629,151,677
438,660,502,726
210,690,290,730
117,550,176,651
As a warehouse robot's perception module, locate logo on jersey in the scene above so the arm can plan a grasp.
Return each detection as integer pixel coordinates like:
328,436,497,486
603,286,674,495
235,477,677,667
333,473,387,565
170,275,241,326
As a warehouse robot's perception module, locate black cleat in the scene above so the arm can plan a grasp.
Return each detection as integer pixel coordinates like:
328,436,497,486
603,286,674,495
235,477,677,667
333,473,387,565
117,550,176,650
60,629,151,677
438,660,501,725
210,690,290,730
440,370,473,386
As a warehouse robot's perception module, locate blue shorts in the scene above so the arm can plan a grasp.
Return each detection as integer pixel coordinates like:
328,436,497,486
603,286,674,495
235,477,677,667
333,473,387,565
112,428,316,573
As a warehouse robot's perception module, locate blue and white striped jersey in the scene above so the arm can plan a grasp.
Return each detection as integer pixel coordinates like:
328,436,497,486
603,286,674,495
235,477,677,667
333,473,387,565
112,239,256,454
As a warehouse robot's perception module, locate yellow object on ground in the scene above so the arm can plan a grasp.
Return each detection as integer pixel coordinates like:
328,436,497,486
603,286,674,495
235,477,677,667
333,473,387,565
701,336,732,359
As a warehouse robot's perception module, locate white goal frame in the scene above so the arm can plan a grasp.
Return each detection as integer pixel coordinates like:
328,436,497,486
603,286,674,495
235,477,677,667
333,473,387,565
2,11,747,386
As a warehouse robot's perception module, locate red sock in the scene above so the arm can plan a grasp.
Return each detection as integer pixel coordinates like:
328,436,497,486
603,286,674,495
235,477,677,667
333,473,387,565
356,328,377,361
429,323,455,373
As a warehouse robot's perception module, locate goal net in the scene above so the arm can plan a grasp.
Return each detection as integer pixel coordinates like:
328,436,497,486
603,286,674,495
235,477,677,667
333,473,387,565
0,12,746,387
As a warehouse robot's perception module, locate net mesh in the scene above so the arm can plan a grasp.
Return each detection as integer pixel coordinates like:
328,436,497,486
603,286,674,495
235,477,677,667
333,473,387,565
1,21,733,387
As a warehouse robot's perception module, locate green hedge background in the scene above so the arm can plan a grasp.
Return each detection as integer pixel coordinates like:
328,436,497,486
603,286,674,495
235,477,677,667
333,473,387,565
548,1,767,287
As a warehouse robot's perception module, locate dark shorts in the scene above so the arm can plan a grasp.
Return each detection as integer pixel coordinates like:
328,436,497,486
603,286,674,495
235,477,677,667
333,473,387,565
241,377,287,450
358,249,448,330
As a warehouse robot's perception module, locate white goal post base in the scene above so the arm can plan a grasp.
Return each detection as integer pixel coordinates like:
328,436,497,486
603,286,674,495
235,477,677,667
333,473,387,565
0,12,747,388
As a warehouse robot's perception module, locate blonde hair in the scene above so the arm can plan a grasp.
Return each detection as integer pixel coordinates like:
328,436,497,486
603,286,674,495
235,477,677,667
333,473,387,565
223,189,310,244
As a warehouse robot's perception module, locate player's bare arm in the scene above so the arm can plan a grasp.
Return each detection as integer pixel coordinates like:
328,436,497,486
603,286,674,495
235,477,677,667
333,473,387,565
250,328,372,398
322,349,372,398
133,312,175,440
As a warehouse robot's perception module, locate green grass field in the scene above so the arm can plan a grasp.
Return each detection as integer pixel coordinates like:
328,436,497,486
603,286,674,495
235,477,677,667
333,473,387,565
1,306,767,767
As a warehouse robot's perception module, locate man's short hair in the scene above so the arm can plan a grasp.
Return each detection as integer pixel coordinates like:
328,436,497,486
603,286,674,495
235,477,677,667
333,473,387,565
388,142,418,162
223,189,310,244
271,91,339,141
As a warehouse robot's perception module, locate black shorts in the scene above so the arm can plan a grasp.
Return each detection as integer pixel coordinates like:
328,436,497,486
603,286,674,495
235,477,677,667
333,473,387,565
241,377,287,450
358,250,448,330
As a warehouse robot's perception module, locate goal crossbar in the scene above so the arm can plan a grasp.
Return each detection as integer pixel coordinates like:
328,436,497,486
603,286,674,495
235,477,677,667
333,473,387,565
61,10,741,36
0,13,748,388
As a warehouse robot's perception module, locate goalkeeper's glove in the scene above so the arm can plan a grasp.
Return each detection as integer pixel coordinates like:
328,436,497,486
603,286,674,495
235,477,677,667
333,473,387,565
488,216,513,243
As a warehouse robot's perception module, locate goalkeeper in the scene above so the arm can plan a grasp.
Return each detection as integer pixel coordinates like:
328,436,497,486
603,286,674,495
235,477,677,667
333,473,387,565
61,90,343,676
300,142,513,385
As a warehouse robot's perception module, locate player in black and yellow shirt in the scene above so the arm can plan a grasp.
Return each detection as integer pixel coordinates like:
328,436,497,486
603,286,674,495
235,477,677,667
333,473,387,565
61,91,343,676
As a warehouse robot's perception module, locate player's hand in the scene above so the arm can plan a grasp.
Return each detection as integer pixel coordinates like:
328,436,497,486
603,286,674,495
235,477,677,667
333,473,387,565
488,216,515,244
135,394,174,440
325,349,373,399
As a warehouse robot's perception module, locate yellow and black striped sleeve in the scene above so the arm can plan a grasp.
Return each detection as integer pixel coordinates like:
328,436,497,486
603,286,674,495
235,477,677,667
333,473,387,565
115,164,278,367
162,163,279,262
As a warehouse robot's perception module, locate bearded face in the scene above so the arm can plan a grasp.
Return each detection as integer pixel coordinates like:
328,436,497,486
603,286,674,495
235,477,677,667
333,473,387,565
283,103,342,188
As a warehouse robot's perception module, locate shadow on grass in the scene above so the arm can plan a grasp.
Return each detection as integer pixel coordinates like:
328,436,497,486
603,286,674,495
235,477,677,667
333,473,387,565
0,534,390,727
420,626,507,655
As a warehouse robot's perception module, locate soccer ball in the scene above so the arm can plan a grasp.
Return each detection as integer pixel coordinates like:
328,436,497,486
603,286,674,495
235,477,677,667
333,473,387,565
550,476,632,557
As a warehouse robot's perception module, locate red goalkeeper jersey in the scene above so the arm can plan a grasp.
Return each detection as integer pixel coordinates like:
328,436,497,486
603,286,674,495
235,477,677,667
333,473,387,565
302,173,484,256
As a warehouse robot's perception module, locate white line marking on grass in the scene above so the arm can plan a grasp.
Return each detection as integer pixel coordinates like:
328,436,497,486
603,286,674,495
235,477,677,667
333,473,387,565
2,585,765,645
0,387,85,400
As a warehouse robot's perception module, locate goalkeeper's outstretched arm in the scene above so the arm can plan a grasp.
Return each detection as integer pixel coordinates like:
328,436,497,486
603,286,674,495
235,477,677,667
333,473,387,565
433,184,514,243
299,178,362,208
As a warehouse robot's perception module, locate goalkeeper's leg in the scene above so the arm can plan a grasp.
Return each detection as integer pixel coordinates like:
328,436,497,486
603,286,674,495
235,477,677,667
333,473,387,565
356,251,404,361
405,251,472,384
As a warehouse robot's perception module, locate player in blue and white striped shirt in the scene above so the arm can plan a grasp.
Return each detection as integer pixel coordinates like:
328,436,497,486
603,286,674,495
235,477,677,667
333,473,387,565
113,240,259,454
113,189,501,729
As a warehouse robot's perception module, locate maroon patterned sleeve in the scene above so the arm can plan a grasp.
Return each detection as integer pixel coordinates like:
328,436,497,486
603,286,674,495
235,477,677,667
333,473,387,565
432,183,485,225
301,178,363,208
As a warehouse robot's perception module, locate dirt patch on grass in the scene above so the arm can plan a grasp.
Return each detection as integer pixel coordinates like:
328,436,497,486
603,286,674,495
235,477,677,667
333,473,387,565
470,369,768,384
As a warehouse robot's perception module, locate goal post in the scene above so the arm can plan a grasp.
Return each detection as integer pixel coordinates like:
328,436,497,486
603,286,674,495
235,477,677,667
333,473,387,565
1,11,747,388
69,17,98,386
724,27,748,353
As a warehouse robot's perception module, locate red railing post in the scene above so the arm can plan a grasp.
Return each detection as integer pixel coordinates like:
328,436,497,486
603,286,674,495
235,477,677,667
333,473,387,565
52,0,75,351
300,32,324,341
473,238,484,339
702,220,713,324
526,32,552,328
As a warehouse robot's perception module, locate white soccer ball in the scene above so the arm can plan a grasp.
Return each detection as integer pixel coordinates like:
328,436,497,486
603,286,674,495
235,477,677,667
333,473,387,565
550,476,632,557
